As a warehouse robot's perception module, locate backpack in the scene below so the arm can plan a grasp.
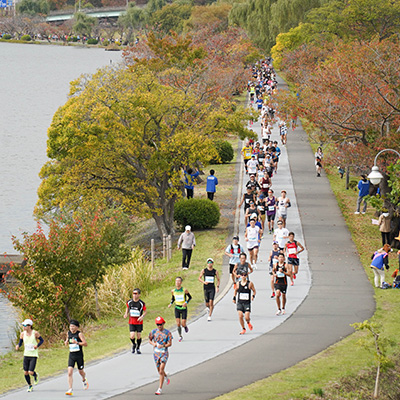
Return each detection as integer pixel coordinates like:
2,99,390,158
230,244,241,254
381,281,392,290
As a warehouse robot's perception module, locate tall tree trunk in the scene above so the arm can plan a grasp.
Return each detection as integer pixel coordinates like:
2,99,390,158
374,363,380,398
64,303,71,322
152,197,176,239
94,283,100,318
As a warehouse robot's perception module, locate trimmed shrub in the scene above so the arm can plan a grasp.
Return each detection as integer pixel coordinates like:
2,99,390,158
20,34,32,41
174,198,220,230
210,140,234,164
87,38,98,44
2,34,12,40
102,39,109,46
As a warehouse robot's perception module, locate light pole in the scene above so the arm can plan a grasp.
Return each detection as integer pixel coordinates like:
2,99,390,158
367,149,400,185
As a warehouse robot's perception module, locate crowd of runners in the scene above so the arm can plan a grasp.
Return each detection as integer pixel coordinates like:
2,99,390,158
14,59,307,397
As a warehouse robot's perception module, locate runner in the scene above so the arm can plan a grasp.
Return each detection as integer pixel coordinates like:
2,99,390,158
64,320,89,396
265,189,277,234
273,220,289,251
245,218,262,269
232,271,256,335
232,253,254,295
247,155,259,176
284,232,305,285
15,319,44,393
268,241,280,298
168,277,192,342
277,190,291,228
241,141,253,174
149,317,172,396
273,253,290,315
198,258,220,321
224,236,242,287
238,186,256,225
123,288,147,354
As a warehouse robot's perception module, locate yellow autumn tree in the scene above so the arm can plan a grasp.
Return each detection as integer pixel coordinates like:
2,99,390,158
36,64,252,237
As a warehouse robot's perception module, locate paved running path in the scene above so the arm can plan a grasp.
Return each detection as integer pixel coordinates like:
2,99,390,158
2,77,375,399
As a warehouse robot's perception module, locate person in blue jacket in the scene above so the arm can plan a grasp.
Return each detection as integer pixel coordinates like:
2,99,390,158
206,170,218,201
370,244,390,288
184,168,200,199
355,174,370,214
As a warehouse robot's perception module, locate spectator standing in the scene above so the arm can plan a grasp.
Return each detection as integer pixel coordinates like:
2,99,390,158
177,226,196,270
378,211,391,246
206,170,218,201
184,168,200,199
355,174,370,214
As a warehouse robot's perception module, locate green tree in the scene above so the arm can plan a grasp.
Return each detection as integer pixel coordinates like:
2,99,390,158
352,320,395,399
17,0,49,16
36,64,252,237
119,3,147,31
7,210,131,336
150,3,192,34
73,12,97,36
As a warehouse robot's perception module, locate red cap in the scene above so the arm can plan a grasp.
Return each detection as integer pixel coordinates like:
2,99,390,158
155,316,165,324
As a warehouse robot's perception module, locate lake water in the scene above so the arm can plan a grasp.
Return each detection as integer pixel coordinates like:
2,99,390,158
0,42,122,354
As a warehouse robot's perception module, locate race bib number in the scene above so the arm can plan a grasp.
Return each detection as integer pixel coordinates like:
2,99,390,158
175,294,184,302
263,183,269,188
205,276,214,283
288,248,297,255
154,346,165,353
277,271,285,278
69,342,80,352
130,309,141,317
25,343,35,351
268,206,275,211
239,292,249,301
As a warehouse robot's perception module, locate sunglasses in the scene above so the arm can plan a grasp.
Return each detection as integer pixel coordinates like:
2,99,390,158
156,323,163,326
133,292,139,295
22,324,30,327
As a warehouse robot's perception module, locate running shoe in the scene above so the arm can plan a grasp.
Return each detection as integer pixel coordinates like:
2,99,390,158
276,309,282,316
132,346,136,354
239,328,246,335
155,388,162,395
271,292,275,298
65,389,73,396
291,281,294,286
34,373,39,385
136,348,142,355
282,309,286,315
184,326,189,333
293,274,296,280
253,264,257,270
206,306,210,314
83,378,89,390
182,267,188,270
354,211,360,215
179,336,183,342
207,316,212,322
248,322,253,331
166,375,170,385
27,385,33,393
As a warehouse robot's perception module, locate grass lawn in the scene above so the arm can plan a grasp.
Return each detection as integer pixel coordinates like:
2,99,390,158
0,137,240,394
214,151,400,399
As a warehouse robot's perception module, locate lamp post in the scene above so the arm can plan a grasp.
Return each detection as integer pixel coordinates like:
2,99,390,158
367,149,400,185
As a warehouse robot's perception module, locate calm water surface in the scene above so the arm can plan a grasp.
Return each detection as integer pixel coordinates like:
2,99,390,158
0,42,122,353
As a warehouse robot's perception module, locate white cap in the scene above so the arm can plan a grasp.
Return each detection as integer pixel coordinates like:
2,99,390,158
250,213,258,219
22,319,33,326
185,225,191,231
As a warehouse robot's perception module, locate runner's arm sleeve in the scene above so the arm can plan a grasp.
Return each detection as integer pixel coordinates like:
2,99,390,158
170,295,175,305
37,336,44,347
18,339,23,347
185,292,192,303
